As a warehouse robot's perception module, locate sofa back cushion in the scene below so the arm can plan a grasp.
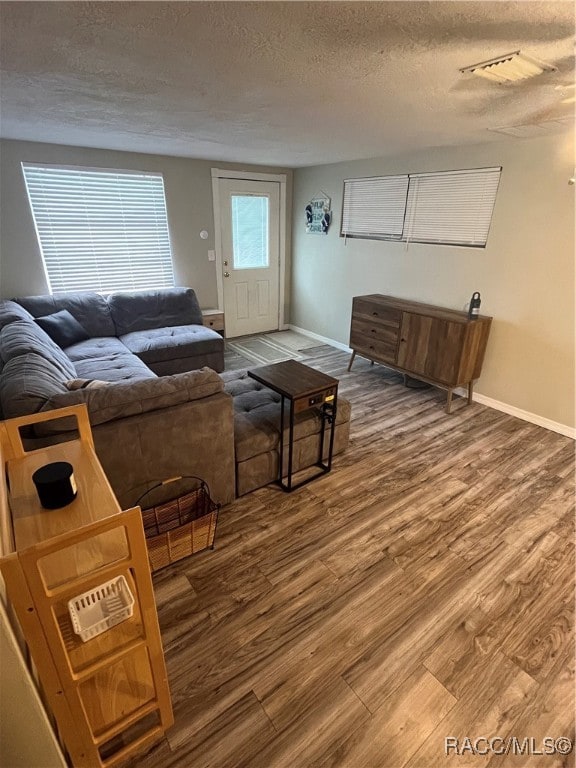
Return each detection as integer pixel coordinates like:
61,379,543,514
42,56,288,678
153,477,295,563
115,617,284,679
107,288,203,336
0,320,77,379
38,367,224,433
16,292,116,337
0,300,34,331
0,352,70,419
35,310,91,348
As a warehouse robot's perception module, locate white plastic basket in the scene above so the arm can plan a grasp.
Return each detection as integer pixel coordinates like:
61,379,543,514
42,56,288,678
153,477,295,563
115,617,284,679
68,575,135,643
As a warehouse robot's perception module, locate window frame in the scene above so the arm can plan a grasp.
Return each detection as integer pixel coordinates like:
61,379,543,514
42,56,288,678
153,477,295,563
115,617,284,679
340,174,410,242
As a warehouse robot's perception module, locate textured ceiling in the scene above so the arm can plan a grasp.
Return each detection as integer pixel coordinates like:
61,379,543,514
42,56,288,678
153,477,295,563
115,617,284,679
0,1,574,167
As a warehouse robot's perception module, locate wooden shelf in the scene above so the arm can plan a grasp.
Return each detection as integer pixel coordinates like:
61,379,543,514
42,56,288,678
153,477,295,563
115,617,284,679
0,405,173,767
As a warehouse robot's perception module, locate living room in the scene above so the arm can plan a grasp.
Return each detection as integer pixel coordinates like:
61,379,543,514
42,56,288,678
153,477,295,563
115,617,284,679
0,2,574,768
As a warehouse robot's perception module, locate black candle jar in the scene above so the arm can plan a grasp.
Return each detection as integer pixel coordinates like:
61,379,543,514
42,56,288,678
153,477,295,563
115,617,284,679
32,462,78,509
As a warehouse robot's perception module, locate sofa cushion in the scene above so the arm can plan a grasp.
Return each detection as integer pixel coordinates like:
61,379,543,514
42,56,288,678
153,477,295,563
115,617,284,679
108,287,203,335
36,310,90,348
64,336,133,362
0,300,34,330
16,292,116,337
63,337,156,383
0,320,77,379
120,325,223,365
41,368,224,428
222,370,352,462
0,352,70,419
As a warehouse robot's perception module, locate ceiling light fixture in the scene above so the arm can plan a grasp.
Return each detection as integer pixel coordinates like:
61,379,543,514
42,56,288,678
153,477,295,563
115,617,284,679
460,50,557,84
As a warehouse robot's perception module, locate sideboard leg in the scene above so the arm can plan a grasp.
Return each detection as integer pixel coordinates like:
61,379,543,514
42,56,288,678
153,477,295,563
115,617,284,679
347,351,356,371
468,381,474,405
446,389,454,414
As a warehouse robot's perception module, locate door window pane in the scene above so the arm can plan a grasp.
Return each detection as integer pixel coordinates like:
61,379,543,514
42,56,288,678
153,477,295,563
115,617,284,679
231,195,269,269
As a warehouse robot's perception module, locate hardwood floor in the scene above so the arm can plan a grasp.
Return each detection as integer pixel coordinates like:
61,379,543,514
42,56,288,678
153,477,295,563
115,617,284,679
137,345,575,768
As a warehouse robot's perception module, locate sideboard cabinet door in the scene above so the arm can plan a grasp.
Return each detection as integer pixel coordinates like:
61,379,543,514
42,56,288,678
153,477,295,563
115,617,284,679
398,314,466,385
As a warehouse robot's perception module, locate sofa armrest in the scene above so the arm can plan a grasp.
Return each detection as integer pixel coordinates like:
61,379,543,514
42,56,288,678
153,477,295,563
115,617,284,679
38,368,223,434
93,392,235,507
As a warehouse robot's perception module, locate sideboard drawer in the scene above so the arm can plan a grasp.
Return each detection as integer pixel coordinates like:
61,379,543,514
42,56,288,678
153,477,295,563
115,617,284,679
350,316,400,345
350,331,398,364
352,297,402,327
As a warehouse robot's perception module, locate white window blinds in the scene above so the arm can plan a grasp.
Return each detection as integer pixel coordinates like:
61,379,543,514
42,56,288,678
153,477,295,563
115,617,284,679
341,175,409,239
22,164,175,294
340,166,501,247
404,167,501,247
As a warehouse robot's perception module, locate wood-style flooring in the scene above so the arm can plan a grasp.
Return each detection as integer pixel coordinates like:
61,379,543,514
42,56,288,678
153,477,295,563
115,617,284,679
137,345,575,768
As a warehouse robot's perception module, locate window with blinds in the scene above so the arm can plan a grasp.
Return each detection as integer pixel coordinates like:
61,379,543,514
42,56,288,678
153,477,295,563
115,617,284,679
341,175,409,240
22,164,175,294
404,168,501,246
341,166,501,248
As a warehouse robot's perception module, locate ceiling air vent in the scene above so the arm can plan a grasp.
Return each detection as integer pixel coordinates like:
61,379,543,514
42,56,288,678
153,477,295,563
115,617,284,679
460,51,557,83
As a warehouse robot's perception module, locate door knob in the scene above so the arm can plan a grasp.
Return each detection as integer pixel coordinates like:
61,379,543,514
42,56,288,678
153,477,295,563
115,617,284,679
224,271,230,278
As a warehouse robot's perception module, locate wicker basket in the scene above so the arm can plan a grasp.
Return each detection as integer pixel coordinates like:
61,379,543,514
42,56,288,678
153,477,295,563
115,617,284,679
137,476,219,572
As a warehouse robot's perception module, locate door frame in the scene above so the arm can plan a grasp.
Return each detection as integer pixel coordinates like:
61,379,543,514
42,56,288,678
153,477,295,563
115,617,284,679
211,168,288,331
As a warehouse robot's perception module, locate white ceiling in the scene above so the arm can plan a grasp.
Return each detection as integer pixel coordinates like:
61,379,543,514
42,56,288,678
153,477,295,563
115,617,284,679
0,1,574,167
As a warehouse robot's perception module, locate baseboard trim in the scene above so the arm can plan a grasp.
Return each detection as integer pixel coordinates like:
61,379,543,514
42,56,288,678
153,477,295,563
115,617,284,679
289,324,575,439
288,324,351,353
464,392,575,439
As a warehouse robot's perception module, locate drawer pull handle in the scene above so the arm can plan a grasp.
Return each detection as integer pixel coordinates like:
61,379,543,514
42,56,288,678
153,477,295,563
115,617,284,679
371,329,376,334
372,311,379,316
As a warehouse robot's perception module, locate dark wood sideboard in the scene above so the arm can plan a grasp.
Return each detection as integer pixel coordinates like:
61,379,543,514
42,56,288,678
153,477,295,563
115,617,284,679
348,294,492,413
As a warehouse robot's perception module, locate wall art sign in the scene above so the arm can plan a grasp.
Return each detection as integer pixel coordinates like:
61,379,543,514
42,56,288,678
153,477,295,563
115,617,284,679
305,196,332,235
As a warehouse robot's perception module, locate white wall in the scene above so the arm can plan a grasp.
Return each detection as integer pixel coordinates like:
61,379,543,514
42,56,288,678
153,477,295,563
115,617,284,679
0,602,66,768
291,132,575,431
0,139,292,315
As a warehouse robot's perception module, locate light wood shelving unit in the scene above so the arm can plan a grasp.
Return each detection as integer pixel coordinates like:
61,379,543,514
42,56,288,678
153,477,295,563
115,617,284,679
0,404,173,767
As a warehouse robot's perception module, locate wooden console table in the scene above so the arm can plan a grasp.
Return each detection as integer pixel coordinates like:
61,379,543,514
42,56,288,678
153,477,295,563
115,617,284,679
248,360,338,492
348,294,492,413
0,405,173,767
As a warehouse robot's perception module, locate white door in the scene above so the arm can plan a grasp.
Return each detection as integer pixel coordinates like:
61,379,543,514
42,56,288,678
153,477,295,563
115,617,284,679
217,178,280,338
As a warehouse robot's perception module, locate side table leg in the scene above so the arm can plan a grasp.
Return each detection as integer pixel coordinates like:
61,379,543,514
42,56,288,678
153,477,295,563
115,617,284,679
347,351,356,371
327,394,337,470
279,394,285,485
286,399,295,492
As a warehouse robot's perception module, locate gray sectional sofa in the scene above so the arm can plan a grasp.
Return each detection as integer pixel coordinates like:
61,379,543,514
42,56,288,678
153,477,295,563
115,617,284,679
0,286,352,507
0,288,235,506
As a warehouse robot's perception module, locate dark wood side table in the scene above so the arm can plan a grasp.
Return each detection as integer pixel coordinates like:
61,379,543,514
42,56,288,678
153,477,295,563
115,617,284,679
247,359,339,492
